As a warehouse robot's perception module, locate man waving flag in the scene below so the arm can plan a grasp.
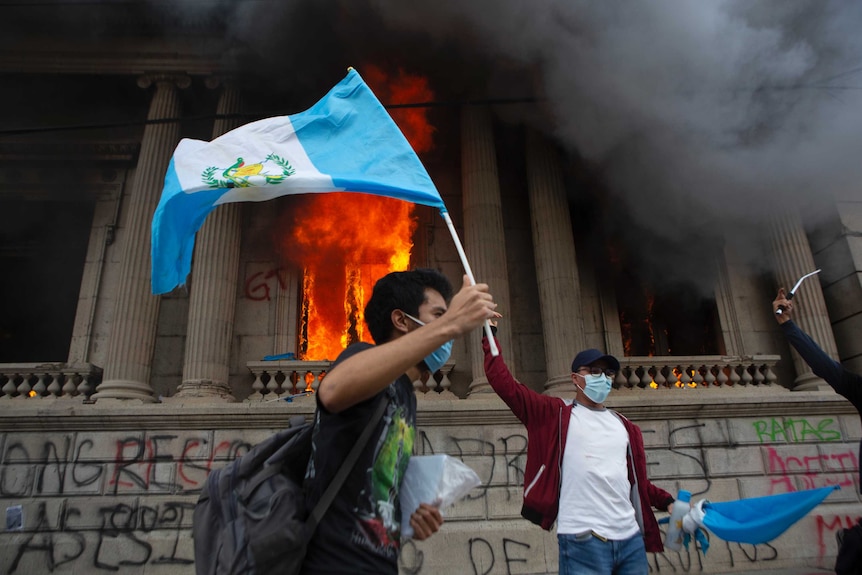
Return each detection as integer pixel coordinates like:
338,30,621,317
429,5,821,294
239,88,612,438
151,68,445,295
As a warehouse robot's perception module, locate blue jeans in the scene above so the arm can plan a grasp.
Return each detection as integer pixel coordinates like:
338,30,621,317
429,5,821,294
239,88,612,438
558,532,648,575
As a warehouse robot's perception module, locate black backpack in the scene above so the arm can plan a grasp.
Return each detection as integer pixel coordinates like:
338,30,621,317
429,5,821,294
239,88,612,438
193,398,387,575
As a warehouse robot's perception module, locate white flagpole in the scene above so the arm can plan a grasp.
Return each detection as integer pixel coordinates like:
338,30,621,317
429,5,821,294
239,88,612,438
440,210,499,357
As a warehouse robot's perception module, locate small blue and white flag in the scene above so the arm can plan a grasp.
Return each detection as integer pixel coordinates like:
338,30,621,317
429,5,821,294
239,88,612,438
678,485,839,549
151,68,445,294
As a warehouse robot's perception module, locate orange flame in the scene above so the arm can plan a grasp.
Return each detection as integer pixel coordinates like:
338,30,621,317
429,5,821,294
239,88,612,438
645,293,656,357
278,67,435,361
280,193,417,360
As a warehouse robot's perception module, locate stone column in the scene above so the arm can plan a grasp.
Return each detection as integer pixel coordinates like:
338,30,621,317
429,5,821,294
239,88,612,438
175,81,243,401
713,246,746,358
93,74,189,402
526,130,586,395
461,106,512,395
768,207,839,390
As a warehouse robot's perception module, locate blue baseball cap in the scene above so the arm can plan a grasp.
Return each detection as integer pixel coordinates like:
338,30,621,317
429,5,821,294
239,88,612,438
571,349,620,373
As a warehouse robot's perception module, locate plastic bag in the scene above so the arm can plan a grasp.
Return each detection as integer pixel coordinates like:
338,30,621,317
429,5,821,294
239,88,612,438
400,454,482,539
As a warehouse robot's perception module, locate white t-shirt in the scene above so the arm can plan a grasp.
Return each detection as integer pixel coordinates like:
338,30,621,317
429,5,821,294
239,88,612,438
557,402,640,539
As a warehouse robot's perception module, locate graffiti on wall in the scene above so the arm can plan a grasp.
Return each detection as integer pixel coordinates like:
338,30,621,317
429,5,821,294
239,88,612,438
0,434,252,497
6,500,195,574
764,446,857,493
244,267,288,302
0,414,858,574
108,435,251,494
753,417,841,444
0,432,255,573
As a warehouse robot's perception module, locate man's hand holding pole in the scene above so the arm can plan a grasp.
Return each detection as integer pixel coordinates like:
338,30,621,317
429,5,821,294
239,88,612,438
773,288,793,325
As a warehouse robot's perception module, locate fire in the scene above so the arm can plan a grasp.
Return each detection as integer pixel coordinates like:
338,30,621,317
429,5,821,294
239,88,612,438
621,291,658,358
278,66,435,361
281,193,417,360
645,293,657,357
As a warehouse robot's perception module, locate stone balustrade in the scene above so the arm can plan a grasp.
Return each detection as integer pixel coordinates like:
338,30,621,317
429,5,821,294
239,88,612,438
0,363,102,400
245,360,330,401
245,359,457,401
615,355,780,390
0,355,781,402
412,360,456,398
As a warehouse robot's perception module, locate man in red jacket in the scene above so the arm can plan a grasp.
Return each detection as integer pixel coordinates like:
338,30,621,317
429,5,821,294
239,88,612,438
483,336,675,575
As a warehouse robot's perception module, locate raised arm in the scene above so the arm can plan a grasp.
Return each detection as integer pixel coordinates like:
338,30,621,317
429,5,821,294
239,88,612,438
319,276,497,413
483,336,557,424
773,289,862,402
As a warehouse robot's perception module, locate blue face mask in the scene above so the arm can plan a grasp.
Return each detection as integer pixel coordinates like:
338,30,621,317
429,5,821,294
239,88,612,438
578,373,612,404
404,313,453,373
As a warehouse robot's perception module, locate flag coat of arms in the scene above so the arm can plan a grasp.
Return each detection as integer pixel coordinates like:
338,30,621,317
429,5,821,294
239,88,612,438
151,68,445,294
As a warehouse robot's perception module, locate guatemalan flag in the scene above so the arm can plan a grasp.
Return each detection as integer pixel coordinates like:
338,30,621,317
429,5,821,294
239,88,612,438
151,68,446,295
671,485,840,554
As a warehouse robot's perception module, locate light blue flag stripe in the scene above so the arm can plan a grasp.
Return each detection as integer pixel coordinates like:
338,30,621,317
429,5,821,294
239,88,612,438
152,160,225,295
151,68,444,295
293,70,445,206
701,485,838,544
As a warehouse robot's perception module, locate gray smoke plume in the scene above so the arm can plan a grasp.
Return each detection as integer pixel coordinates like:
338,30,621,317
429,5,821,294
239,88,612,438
363,0,862,290
221,0,862,284
17,1,861,235
368,1,861,214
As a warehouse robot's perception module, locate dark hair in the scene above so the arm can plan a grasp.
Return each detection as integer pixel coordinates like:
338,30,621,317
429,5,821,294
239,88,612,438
364,268,454,344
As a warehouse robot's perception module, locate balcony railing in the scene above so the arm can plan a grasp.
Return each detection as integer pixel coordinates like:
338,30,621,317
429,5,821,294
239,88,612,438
0,363,102,400
0,355,781,402
244,359,457,401
614,355,780,390
245,360,330,401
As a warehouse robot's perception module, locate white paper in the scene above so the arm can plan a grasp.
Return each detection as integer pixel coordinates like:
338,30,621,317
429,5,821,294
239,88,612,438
400,454,482,539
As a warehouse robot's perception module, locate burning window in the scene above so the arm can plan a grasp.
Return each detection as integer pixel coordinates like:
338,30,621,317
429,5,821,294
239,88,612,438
275,193,418,360
606,236,724,358
617,282,722,357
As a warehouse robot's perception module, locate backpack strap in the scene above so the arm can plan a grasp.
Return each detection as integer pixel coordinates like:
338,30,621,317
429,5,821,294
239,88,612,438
305,393,389,535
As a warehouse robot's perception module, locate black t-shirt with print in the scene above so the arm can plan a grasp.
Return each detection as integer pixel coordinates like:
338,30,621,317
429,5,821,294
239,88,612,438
301,342,418,575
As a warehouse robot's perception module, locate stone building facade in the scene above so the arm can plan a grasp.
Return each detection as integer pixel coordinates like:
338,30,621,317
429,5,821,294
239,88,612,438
1,5,861,574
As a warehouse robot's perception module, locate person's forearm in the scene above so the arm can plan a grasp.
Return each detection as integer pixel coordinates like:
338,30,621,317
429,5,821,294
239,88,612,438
483,338,521,406
320,276,496,412
319,318,460,413
647,482,675,511
781,321,843,385
483,337,547,423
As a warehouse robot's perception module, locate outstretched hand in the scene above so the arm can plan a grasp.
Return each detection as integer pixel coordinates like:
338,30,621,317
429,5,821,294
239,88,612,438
773,288,793,324
442,275,498,336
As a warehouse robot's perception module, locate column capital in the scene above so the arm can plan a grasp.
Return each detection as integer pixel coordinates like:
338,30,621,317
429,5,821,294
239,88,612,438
137,73,191,90
204,75,240,90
